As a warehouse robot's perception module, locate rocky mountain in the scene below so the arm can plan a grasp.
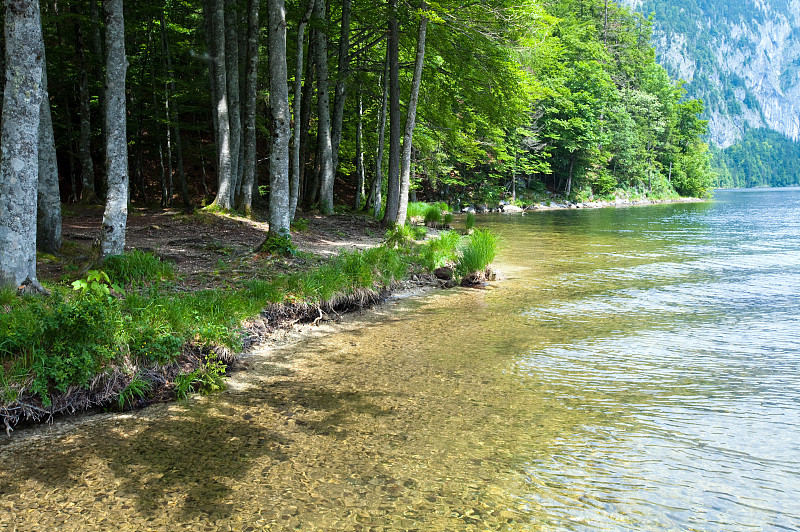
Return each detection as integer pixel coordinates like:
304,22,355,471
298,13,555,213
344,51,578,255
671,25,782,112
619,0,800,149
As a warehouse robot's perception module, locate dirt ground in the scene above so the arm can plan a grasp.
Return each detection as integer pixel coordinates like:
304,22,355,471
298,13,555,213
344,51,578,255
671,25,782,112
39,206,388,290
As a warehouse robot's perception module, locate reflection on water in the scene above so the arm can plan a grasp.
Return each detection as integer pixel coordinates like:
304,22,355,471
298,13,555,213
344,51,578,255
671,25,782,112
2,189,799,530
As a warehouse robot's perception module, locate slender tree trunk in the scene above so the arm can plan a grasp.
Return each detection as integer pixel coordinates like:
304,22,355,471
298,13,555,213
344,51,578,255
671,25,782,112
566,152,574,197
225,0,242,203
75,9,97,203
314,0,335,214
37,49,62,254
290,0,315,221
89,0,106,186
370,48,389,220
396,1,428,226
0,0,44,289
210,0,233,210
300,31,316,208
100,0,128,258
266,0,291,238
160,11,190,210
330,0,350,175
383,0,401,226
354,91,364,210
238,0,259,214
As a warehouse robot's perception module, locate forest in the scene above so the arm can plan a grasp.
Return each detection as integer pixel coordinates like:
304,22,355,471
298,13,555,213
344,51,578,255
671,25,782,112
0,0,713,424
0,0,712,289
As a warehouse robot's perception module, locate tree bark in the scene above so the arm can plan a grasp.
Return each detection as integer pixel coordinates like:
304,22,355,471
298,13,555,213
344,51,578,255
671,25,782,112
37,48,62,254
354,90,364,210
224,0,242,202
396,2,427,226
330,0,350,175
313,0,335,214
239,0,260,214
209,0,233,210
300,31,316,208
383,0,401,226
370,47,389,220
267,0,291,237
160,10,190,210
290,0,315,221
75,7,97,203
100,0,129,258
0,0,44,289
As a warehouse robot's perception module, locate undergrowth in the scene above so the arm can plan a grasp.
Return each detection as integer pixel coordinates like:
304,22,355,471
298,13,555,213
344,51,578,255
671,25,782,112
0,231,500,428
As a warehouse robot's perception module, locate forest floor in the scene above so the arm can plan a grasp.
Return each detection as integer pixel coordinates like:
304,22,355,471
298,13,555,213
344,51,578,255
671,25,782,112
37,205,389,291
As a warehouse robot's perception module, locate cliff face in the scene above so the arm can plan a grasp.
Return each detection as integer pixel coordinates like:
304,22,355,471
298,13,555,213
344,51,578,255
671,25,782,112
619,0,800,148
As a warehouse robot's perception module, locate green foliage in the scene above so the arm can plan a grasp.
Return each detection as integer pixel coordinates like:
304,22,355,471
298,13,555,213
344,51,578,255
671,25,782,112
384,225,417,249
442,213,454,227
118,375,152,410
712,128,800,188
71,270,124,301
260,234,297,257
457,229,500,276
465,213,477,231
291,217,310,232
420,231,461,270
174,356,227,400
103,251,174,285
423,207,442,226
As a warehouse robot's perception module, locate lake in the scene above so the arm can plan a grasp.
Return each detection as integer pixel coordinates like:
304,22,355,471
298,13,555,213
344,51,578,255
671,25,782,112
1,189,798,530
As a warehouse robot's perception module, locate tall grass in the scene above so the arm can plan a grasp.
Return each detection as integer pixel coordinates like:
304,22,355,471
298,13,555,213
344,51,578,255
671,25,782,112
103,250,174,285
457,229,499,276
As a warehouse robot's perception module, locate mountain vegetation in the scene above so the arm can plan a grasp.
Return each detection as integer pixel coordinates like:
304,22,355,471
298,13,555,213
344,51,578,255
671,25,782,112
622,0,800,188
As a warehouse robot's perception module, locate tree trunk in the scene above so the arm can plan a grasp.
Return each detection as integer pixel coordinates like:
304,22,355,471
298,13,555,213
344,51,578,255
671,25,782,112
100,0,129,258
313,0,335,214
383,0,401,226
290,0,315,221
238,0,260,215
75,9,97,203
0,0,44,289
566,152,574,197
330,0,350,175
160,10,190,210
370,47,389,220
354,91,364,210
37,51,61,254
266,0,291,237
300,31,316,208
209,0,233,210
396,1,427,226
225,0,242,202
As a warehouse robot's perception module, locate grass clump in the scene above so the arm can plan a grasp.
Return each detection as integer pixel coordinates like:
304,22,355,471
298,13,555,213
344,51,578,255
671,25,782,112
103,250,174,285
423,207,442,226
420,231,461,270
465,212,477,232
457,229,500,277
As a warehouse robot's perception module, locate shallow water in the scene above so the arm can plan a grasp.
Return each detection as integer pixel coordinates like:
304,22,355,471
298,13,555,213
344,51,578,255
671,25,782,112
2,189,799,530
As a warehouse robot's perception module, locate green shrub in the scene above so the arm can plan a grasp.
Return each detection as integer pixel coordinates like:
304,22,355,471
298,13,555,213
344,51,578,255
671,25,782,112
442,213,454,227
260,234,297,256
384,225,416,249
175,356,227,400
457,229,499,276
104,250,174,285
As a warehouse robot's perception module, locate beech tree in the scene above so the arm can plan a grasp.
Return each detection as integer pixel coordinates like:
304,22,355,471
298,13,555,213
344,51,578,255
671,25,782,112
37,46,61,254
100,0,129,257
267,0,291,237
0,0,44,289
